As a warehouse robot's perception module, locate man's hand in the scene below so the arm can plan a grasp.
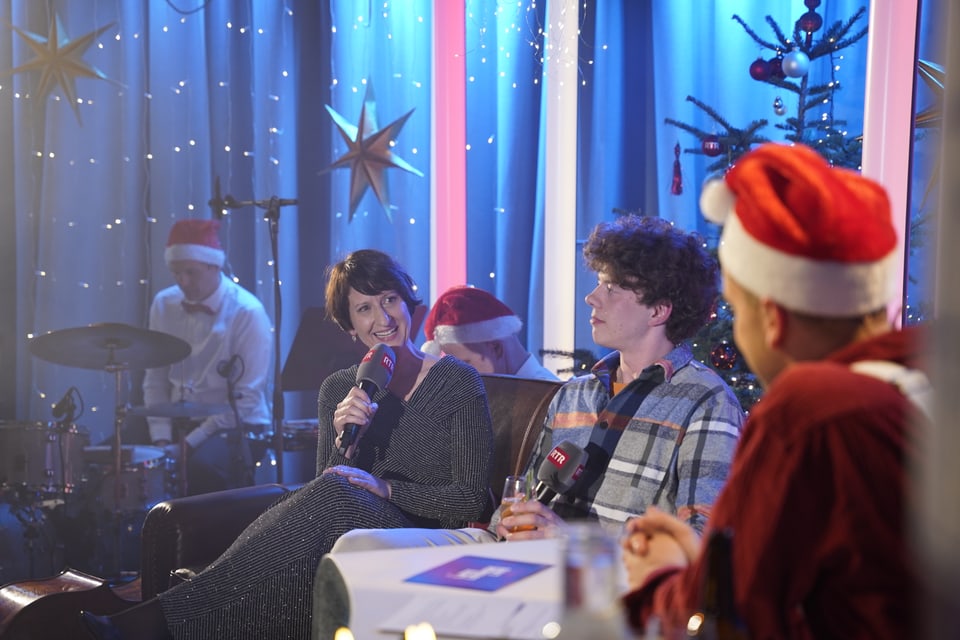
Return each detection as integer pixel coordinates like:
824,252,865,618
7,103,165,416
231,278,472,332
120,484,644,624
621,507,702,590
496,500,566,541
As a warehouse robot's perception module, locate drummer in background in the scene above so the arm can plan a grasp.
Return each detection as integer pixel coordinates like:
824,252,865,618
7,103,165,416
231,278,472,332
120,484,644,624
143,219,272,495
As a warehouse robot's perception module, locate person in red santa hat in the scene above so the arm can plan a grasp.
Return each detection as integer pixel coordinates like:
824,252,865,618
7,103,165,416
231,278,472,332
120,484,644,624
621,143,930,639
142,218,272,496
422,285,557,380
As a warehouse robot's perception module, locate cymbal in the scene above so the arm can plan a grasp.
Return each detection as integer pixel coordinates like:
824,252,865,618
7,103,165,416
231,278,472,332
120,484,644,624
29,322,191,371
127,401,230,419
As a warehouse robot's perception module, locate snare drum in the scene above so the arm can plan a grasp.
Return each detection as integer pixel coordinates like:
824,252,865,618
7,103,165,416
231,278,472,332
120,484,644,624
0,421,89,496
83,445,171,512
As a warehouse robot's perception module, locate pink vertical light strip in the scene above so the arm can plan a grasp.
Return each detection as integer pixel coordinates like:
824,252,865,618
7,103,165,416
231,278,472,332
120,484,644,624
430,1,467,300
861,1,919,326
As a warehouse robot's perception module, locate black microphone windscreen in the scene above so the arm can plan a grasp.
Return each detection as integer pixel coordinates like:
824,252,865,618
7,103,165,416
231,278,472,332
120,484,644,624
535,441,589,502
355,343,396,392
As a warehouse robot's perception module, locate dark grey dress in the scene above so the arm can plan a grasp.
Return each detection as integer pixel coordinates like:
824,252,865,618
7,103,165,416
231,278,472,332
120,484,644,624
158,357,493,639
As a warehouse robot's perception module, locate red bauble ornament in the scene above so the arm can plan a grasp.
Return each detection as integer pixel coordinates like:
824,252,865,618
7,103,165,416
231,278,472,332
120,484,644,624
804,0,821,8
797,10,823,33
749,58,771,81
767,56,786,80
701,135,723,157
710,343,738,371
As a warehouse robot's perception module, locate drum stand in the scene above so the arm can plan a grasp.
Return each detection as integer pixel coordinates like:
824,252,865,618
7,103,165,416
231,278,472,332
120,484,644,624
172,418,193,497
106,363,130,577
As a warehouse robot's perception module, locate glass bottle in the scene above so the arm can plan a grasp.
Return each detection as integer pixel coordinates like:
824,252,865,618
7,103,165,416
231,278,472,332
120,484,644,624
550,522,631,639
687,528,749,640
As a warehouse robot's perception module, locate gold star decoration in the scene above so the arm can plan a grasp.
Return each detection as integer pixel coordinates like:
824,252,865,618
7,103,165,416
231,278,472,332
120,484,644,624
2,12,117,125
321,82,423,222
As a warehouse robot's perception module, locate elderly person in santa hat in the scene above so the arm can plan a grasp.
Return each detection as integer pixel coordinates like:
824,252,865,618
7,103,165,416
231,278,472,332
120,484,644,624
621,143,930,639
142,218,272,496
422,286,557,381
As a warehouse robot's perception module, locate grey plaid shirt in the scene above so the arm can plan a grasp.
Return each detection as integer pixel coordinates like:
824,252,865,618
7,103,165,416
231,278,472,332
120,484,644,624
525,343,744,534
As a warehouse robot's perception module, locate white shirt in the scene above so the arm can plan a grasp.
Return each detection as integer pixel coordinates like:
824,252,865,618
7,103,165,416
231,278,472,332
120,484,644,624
515,354,560,381
143,273,272,449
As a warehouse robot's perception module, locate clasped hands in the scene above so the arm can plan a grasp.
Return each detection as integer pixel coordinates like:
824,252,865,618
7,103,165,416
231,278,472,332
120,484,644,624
621,506,702,590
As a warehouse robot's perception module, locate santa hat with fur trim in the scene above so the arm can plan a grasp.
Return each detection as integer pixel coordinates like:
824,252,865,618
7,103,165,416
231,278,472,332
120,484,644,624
164,219,226,267
422,286,523,355
699,143,898,317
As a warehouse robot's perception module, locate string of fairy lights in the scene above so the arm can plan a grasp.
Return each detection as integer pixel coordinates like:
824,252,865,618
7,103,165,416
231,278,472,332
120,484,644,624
2,1,927,428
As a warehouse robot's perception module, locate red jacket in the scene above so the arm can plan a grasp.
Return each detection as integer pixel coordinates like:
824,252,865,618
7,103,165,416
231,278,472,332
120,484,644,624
624,326,927,639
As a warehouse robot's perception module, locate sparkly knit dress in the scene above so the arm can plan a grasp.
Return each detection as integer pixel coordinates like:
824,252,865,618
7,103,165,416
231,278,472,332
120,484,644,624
158,356,493,639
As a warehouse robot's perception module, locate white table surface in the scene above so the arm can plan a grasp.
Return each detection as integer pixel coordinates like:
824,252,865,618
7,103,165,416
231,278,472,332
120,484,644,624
327,538,567,640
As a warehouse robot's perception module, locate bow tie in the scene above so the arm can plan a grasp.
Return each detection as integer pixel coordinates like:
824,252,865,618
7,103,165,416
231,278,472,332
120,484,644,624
182,301,216,316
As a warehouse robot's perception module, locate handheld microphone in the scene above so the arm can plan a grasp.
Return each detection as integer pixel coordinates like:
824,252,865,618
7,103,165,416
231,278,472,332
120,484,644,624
52,387,76,423
534,441,589,504
338,343,396,455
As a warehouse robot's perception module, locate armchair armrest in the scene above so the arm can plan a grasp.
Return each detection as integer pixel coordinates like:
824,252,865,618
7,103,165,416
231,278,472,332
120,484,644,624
140,483,299,599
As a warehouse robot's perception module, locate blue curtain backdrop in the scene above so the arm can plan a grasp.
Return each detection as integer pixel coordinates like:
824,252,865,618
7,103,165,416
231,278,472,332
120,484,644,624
0,0,887,445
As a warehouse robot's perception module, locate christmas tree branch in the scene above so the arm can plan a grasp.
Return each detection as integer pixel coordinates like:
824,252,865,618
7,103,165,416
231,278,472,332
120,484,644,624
686,96,735,131
664,118,713,146
764,15,791,50
731,14,779,51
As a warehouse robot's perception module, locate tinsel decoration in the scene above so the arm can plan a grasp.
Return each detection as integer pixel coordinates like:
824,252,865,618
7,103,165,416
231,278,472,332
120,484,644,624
670,142,683,195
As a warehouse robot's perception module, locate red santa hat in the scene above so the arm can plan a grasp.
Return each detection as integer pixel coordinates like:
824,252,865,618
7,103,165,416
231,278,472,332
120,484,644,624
423,286,523,355
164,219,226,267
698,143,898,317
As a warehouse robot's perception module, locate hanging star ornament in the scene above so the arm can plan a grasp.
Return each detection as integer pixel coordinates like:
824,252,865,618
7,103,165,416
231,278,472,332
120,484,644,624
320,83,423,222
2,12,118,125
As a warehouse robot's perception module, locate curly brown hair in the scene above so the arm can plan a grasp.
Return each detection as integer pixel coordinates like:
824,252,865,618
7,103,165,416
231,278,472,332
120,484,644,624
324,249,422,332
583,215,718,344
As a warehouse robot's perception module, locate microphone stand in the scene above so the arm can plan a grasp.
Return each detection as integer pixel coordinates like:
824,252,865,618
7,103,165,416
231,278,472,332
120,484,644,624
211,188,297,483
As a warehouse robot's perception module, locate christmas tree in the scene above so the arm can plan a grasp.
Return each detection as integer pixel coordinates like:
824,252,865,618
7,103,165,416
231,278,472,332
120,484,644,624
664,2,869,411
666,1,868,176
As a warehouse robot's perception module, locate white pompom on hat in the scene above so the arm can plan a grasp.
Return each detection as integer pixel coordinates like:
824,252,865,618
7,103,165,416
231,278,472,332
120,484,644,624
423,286,523,353
699,143,898,317
164,219,226,267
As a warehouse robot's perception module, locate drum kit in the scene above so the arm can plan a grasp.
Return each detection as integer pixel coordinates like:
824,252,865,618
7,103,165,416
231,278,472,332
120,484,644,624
0,323,227,581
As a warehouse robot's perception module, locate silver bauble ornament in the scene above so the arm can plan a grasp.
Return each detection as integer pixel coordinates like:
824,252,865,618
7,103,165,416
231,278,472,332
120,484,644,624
773,96,786,116
782,48,810,78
